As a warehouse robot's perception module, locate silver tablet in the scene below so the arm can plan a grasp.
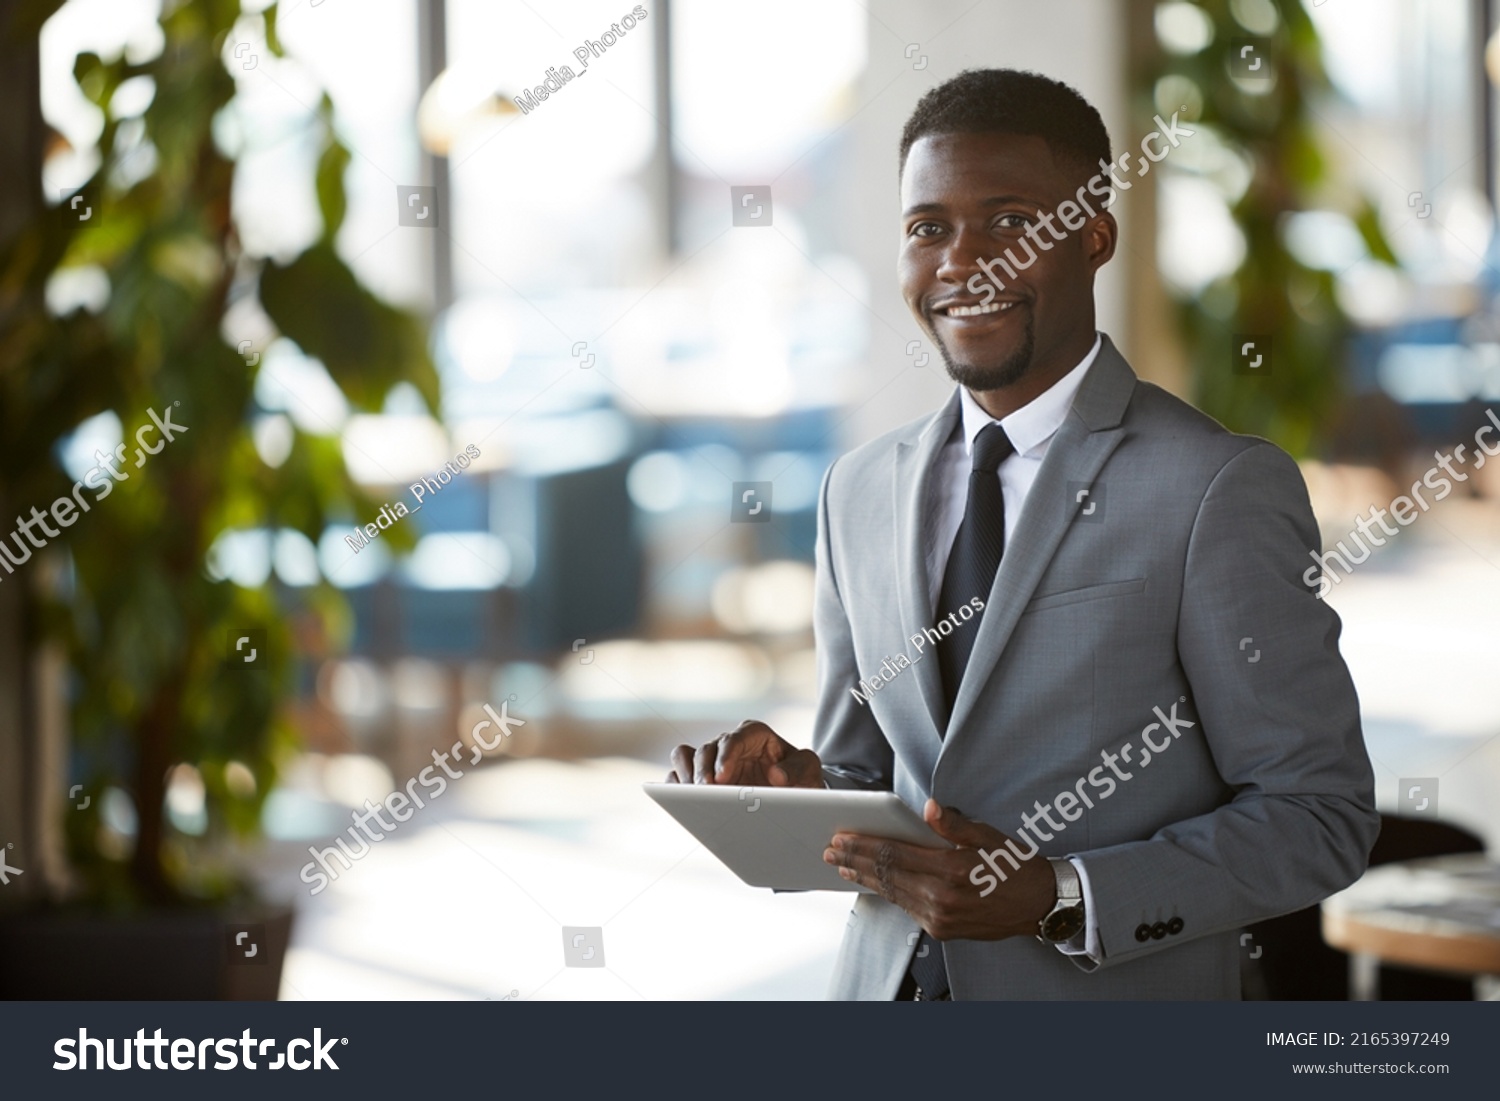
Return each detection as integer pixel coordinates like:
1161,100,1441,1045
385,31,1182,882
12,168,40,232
643,782,953,892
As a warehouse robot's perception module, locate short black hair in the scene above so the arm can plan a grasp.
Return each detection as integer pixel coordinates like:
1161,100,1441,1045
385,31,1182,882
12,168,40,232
898,68,1111,184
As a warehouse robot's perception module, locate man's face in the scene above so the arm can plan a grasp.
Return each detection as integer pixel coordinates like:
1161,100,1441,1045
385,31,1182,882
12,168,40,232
898,131,1114,393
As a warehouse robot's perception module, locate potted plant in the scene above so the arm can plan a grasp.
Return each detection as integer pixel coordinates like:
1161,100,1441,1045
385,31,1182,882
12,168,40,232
0,0,436,997
1130,0,1399,457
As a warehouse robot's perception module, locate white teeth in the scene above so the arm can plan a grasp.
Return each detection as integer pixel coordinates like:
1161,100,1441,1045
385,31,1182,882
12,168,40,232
945,301,1015,317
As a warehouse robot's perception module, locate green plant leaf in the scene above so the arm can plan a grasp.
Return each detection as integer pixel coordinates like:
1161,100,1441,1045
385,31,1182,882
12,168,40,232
315,112,351,243
259,242,440,413
1352,201,1399,266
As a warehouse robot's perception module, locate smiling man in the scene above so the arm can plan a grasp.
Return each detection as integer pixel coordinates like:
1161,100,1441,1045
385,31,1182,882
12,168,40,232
668,68,1378,1000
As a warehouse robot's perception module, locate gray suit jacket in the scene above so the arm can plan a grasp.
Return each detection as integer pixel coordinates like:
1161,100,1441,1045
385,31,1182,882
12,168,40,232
813,334,1378,1000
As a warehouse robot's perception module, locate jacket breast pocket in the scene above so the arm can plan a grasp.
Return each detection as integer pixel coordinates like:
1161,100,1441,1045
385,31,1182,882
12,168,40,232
1022,577,1147,615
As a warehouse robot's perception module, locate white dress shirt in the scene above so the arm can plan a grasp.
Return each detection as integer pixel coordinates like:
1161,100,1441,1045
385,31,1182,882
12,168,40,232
926,332,1104,963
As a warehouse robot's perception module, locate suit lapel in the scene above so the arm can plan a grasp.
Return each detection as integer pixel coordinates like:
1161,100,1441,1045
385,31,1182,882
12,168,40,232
939,336,1138,750
893,390,962,743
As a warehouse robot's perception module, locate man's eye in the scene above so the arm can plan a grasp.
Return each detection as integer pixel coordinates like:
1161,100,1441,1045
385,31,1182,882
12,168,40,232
995,214,1033,231
911,222,945,238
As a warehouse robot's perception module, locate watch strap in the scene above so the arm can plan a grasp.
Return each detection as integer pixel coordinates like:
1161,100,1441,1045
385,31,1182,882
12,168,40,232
1052,857,1081,901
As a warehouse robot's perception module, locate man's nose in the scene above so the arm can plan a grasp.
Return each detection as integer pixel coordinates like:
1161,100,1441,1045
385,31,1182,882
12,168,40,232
934,224,989,286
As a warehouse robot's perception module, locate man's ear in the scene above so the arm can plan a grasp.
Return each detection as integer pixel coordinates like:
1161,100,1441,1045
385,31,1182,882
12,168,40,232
1085,211,1117,273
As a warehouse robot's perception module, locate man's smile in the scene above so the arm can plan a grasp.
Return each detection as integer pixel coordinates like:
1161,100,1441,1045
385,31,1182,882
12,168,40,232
936,299,1019,318
930,296,1028,338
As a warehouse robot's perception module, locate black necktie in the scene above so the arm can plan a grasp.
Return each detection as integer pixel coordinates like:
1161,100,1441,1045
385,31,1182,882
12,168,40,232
910,420,1014,1000
936,421,1013,725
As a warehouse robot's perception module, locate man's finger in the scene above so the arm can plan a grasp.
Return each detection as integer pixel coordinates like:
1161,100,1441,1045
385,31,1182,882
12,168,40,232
713,722,773,780
770,748,821,787
693,741,720,784
824,833,933,878
669,745,696,783
712,731,744,781
824,837,922,908
923,799,1006,849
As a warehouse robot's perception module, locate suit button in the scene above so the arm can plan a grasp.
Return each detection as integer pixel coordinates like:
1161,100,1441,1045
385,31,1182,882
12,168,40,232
1150,922,1167,940
1167,916,1184,935
1135,923,1152,942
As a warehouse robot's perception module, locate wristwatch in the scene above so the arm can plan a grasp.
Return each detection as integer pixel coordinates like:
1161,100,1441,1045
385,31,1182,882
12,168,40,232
1036,857,1086,944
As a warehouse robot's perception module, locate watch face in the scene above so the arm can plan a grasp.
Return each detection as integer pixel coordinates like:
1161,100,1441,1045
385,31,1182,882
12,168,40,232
1042,904,1085,943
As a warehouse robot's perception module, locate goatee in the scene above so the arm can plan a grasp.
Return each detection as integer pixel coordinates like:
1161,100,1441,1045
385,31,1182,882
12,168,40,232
932,308,1036,392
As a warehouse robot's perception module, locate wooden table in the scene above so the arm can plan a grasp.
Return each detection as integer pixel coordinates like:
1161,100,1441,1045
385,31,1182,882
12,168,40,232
1321,854,1500,1000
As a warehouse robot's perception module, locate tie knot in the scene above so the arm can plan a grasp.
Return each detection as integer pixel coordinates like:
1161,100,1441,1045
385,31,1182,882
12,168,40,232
972,422,1014,473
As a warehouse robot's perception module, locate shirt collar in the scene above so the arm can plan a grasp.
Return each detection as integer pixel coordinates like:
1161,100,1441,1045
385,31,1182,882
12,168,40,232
957,332,1102,459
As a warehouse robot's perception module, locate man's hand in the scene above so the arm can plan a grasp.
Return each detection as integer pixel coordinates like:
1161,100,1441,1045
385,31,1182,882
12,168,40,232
822,799,1056,941
666,720,824,788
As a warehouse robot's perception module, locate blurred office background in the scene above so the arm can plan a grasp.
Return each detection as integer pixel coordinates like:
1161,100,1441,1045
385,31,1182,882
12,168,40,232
1,0,1498,1000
